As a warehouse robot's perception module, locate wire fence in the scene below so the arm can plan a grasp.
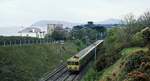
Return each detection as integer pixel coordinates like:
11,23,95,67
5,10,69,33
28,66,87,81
0,39,64,47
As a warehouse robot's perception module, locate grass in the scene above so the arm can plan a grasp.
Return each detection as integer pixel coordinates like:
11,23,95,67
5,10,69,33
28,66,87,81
81,60,96,81
0,41,81,81
98,47,149,81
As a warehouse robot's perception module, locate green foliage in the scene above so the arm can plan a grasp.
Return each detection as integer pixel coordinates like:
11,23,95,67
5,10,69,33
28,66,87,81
98,47,149,81
141,27,150,49
71,28,98,44
104,28,125,55
103,12,150,55
71,23,107,44
120,12,150,47
95,11,150,81
122,49,150,81
0,42,79,81
82,68,97,81
51,30,66,40
131,32,144,47
96,53,120,72
125,51,148,72
73,39,86,51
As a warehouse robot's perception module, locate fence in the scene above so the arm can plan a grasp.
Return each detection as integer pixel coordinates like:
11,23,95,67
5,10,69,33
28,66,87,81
0,39,64,47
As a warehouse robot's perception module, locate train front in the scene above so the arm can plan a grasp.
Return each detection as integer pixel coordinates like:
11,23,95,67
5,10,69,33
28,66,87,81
67,55,80,72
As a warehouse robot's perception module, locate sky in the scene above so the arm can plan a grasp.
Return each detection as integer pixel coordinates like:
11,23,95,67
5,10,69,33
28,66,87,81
0,0,150,27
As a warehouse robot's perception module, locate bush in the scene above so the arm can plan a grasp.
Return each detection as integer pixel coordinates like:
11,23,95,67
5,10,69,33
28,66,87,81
125,50,150,72
96,53,121,71
131,32,144,47
122,50,150,81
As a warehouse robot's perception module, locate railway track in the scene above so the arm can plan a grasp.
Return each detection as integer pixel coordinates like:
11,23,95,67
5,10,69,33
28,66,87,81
39,59,93,81
39,63,84,81
46,67,79,81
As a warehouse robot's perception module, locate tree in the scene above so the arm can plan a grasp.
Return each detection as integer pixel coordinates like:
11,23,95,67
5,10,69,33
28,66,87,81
71,22,107,43
138,11,150,28
120,14,143,47
71,27,98,44
51,30,66,40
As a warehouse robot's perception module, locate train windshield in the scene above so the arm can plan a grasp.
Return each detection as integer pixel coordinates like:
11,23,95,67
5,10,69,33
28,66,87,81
67,61,79,65
75,62,79,65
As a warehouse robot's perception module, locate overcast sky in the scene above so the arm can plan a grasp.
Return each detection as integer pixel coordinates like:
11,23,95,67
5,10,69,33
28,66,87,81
0,0,150,27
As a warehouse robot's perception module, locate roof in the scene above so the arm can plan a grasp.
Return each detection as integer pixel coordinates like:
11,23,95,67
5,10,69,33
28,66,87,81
77,40,103,60
18,27,42,33
68,40,103,61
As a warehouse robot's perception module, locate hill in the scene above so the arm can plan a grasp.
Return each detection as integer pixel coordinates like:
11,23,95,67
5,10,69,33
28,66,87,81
99,47,150,81
96,19,121,24
32,20,81,28
31,19,121,28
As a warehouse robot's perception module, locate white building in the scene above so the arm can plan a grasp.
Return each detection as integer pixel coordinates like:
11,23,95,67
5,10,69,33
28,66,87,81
18,27,45,38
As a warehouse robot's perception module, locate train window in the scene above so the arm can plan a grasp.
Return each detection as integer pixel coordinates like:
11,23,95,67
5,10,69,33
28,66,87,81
75,62,79,65
68,61,79,65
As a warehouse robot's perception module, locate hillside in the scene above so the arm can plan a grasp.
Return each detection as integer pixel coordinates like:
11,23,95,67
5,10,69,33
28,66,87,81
95,19,121,24
0,41,83,81
99,47,150,81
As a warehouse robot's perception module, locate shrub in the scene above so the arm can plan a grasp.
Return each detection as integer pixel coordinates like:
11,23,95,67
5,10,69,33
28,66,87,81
96,53,121,71
131,32,144,47
122,50,150,81
125,50,150,72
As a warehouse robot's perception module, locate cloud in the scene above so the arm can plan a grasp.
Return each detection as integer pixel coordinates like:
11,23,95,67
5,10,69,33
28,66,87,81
0,0,150,27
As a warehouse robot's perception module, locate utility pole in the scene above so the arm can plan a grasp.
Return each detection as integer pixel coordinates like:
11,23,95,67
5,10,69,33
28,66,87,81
95,47,97,80
10,41,11,46
20,40,21,46
60,41,64,63
95,33,97,80
4,41,5,47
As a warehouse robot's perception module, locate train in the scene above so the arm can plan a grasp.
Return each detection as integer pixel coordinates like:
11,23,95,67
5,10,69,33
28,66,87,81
67,40,103,72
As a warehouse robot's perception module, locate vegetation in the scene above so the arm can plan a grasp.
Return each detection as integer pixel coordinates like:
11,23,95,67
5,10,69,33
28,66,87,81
99,47,149,81
83,11,150,81
1,10,150,81
71,22,106,44
97,11,150,81
0,41,84,81
45,21,107,45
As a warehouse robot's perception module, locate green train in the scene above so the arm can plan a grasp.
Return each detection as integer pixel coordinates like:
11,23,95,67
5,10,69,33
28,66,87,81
67,40,103,72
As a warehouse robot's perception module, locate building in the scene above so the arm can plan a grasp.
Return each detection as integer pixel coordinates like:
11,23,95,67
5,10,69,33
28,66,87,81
47,24,63,35
18,27,45,38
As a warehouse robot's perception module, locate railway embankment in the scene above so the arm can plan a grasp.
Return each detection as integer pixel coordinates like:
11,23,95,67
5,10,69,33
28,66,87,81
99,47,150,81
0,41,84,81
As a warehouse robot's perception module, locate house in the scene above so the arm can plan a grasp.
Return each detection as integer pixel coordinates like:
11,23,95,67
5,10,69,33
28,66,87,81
18,27,45,38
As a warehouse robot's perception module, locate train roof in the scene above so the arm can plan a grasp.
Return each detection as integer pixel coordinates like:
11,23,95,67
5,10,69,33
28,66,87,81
68,40,103,61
